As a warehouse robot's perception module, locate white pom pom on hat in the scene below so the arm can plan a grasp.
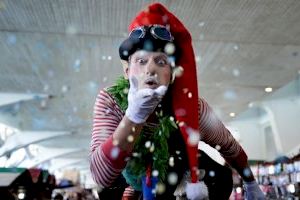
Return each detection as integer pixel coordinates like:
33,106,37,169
186,181,209,200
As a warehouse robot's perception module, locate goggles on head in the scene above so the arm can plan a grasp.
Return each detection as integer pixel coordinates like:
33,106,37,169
129,25,174,42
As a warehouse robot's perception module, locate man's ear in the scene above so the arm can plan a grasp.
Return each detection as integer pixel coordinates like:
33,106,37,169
121,60,129,80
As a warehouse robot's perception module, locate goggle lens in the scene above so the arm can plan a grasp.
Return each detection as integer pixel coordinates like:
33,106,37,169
130,28,144,38
129,25,173,42
151,26,173,41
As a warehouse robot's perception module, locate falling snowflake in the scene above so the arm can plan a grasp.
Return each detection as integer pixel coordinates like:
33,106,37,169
155,183,166,194
110,147,120,159
215,145,221,151
232,69,240,77
243,168,251,178
43,84,49,92
127,135,134,142
198,22,205,27
164,43,175,55
123,88,129,94
103,77,108,82
209,170,215,177
7,34,17,45
152,170,159,177
173,66,184,78
169,156,175,167
88,81,98,92
236,187,242,194
223,89,237,101
178,121,185,127
40,100,47,109
73,106,78,113
61,85,70,93
195,56,201,63
168,56,176,67
112,139,119,146
149,144,155,152
187,128,200,146
122,50,129,56
145,141,151,148
158,130,162,136
132,152,140,157
131,126,136,132
73,59,81,72
151,189,156,195
167,172,178,185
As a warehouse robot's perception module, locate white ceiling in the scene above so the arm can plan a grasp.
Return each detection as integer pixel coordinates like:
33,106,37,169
0,0,300,172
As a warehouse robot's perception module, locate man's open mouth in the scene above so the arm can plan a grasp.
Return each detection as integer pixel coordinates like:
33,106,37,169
144,77,158,86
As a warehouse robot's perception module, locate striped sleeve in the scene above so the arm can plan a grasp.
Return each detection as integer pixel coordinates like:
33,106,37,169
198,98,248,164
89,89,129,187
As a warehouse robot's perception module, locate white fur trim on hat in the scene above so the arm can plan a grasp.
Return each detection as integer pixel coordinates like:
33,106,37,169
186,181,208,200
174,171,208,200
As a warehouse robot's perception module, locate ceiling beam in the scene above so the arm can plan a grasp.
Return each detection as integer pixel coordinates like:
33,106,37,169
0,131,72,157
0,93,50,107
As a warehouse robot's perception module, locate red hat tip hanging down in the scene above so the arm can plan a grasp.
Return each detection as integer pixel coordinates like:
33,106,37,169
122,4,204,196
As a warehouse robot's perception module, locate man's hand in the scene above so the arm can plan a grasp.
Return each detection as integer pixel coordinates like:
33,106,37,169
125,76,167,124
244,180,265,200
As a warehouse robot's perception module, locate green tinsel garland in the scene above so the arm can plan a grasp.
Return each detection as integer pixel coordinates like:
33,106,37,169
107,77,178,191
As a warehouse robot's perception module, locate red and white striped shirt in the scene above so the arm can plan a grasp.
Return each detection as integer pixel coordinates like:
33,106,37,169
90,89,247,188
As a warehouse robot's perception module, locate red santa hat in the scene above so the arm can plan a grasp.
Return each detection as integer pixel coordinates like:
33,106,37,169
119,3,207,199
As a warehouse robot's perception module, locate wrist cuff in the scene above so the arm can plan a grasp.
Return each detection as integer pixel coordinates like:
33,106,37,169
125,109,145,124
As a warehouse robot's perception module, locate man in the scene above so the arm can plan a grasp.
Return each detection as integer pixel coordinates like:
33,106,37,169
90,3,265,200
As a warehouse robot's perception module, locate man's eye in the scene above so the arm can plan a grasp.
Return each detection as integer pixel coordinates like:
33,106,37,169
157,59,167,66
136,58,147,64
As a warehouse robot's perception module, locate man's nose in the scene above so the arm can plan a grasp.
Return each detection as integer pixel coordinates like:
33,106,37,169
145,60,157,75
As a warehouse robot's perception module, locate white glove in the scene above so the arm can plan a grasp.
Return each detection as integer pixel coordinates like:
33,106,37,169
244,181,265,200
125,76,167,124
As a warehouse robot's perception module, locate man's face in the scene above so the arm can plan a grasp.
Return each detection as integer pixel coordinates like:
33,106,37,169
127,50,172,90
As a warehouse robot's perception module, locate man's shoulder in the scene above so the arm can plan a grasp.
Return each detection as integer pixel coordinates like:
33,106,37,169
97,86,114,95
96,87,116,102
198,97,208,105
96,87,124,112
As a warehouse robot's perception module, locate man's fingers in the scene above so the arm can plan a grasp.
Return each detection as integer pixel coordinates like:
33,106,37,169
137,88,155,98
129,76,139,92
154,85,168,96
136,86,168,99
